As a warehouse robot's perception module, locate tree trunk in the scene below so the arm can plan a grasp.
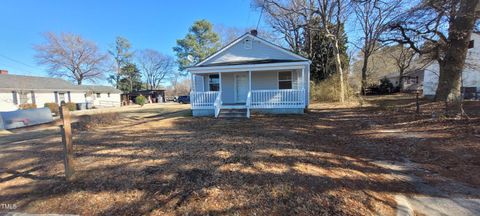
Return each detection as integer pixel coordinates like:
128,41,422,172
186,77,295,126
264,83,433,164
398,68,405,91
332,39,345,102
434,0,479,103
360,52,369,95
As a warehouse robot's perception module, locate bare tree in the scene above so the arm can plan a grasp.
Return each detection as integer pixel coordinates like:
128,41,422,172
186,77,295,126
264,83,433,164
352,0,403,94
387,0,480,102
136,49,175,90
259,0,350,102
388,44,416,90
34,32,108,85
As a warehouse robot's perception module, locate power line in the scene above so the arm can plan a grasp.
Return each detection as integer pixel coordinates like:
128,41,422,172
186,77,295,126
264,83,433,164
256,7,264,31
0,54,37,70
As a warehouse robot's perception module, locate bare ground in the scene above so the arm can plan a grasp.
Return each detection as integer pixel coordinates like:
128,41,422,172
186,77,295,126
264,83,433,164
0,95,478,215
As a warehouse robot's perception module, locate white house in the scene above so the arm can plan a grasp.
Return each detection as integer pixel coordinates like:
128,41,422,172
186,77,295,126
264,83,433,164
187,30,311,118
0,70,122,112
423,32,480,99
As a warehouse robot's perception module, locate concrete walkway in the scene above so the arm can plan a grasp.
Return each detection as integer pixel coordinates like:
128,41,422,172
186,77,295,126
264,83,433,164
371,160,480,216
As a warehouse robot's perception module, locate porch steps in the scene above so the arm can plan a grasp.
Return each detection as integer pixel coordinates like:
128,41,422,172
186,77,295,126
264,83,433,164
217,108,248,118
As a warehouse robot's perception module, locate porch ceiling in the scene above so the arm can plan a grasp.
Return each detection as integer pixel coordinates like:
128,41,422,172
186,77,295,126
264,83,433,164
187,61,309,73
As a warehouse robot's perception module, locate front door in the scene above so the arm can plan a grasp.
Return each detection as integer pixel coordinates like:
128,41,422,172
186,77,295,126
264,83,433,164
235,74,248,103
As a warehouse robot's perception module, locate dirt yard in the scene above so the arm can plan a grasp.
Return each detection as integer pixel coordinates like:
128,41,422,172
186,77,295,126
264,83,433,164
0,95,479,215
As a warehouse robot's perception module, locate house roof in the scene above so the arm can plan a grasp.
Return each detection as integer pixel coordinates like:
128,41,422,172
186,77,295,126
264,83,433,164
196,59,307,67
191,32,310,69
0,74,81,91
79,85,122,94
0,74,122,93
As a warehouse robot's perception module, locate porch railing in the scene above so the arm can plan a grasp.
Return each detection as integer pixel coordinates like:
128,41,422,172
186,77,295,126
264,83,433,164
190,91,220,109
250,89,305,108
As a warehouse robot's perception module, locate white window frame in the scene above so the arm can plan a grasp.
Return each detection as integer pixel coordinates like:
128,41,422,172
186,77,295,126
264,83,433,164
278,71,293,89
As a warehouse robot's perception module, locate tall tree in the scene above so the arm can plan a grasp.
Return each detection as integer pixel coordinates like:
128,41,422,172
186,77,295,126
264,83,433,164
173,20,221,73
352,0,403,94
108,37,133,89
34,32,108,85
136,49,175,90
388,0,480,102
118,63,142,93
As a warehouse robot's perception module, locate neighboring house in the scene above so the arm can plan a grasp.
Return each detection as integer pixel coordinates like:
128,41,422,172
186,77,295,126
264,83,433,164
0,70,122,112
187,30,311,118
423,32,480,99
385,68,425,93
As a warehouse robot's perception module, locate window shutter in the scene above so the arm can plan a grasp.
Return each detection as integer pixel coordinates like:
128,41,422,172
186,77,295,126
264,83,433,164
12,91,18,105
31,91,36,104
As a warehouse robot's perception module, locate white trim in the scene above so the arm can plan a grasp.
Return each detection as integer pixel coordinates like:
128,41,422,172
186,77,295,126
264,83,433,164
189,62,309,73
219,72,222,92
195,34,310,67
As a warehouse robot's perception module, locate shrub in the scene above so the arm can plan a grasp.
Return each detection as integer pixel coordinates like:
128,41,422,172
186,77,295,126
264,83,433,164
379,77,394,94
74,113,120,131
19,103,37,110
135,95,146,107
310,75,357,102
44,103,59,115
64,102,77,111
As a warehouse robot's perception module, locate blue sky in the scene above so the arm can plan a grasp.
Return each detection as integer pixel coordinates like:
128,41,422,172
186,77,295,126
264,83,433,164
0,0,264,83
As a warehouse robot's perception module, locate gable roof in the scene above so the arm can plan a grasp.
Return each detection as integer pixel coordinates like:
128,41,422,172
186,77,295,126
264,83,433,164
0,74,81,91
0,74,122,93
193,33,309,68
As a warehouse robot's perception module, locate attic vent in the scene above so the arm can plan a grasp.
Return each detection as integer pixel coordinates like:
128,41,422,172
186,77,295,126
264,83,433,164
244,38,252,49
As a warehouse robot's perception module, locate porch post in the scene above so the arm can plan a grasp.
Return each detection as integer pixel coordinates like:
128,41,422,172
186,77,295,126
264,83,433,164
302,67,306,105
301,68,305,90
249,70,252,91
219,72,222,91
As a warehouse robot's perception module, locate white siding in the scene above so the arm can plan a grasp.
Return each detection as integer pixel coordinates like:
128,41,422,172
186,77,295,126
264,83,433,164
0,92,17,111
203,35,304,65
91,93,121,107
34,92,56,107
423,33,480,97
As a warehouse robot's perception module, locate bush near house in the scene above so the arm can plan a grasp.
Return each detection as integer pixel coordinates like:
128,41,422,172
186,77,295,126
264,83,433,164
18,103,37,110
44,103,59,115
135,95,146,107
64,102,77,111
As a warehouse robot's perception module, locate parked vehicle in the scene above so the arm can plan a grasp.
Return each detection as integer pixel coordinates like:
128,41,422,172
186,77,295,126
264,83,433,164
177,96,190,104
165,96,176,102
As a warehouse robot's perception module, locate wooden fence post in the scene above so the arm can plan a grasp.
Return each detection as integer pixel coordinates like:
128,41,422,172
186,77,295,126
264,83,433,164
60,106,75,181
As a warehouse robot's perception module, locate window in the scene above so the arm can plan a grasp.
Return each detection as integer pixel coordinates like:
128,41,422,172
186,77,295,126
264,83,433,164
468,40,474,49
278,71,292,89
19,92,31,104
209,74,220,91
96,93,101,98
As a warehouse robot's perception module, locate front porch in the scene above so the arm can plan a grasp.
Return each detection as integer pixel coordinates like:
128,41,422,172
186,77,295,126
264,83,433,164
189,64,309,118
